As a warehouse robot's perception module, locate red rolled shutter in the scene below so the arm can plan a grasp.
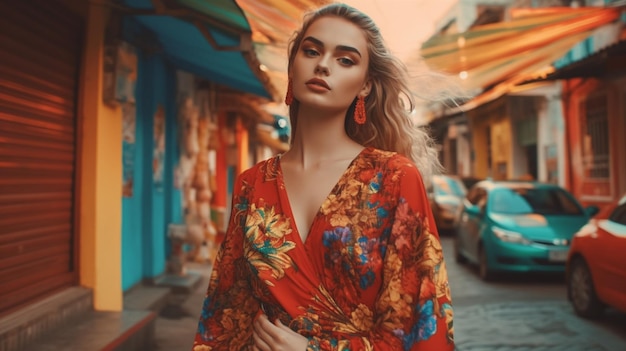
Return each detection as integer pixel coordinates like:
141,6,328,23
0,0,83,315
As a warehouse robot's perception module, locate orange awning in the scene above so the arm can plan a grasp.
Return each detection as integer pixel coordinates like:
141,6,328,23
420,6,623,100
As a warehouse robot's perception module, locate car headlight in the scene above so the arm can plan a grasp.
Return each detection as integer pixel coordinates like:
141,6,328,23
492,227,531,244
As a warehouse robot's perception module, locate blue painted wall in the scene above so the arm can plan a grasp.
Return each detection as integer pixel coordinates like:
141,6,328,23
164,66,182,258
121,98,145,289
143,54,165,279
121,48,150,290
121,48,181,291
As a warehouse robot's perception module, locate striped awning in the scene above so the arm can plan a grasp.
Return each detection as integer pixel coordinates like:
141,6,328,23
420,6,623,109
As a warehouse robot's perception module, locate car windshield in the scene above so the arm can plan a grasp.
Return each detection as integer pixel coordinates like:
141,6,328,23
433,176,466,197
489,187,583,215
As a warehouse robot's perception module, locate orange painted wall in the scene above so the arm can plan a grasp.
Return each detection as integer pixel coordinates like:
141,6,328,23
564,77,625,211
78,3,123,311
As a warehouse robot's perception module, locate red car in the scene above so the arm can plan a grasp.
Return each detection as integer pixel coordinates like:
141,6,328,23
566,193,626,318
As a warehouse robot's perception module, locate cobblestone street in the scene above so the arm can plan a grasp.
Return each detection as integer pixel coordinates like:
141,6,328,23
454,300,626,351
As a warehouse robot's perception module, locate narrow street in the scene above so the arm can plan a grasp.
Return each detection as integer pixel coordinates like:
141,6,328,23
442,234,626,351
152,235,626,351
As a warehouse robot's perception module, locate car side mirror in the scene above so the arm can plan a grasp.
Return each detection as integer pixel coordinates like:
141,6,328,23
585,205,599,217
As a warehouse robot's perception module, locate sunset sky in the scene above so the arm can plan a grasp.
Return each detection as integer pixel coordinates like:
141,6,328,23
343,0,457,59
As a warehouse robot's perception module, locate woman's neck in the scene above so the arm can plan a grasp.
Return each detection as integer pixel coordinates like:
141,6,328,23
283,107,363,170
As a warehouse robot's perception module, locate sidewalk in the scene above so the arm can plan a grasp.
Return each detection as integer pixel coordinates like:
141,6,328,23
154,262,212,351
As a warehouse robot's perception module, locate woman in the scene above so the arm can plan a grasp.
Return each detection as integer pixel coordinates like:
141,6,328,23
193,3,455,350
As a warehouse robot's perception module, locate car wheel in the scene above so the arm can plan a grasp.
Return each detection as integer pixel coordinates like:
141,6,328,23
568,258,604,318
478,246,494,281
453,236,467,264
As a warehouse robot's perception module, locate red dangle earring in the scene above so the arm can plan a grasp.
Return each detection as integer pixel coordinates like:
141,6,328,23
285,79,293,106
354,95,366,124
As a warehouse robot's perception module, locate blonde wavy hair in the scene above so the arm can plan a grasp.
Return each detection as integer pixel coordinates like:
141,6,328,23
287,3,444,180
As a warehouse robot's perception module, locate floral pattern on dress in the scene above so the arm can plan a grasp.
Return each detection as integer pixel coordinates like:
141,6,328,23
244,199,297,286
193,148,455,351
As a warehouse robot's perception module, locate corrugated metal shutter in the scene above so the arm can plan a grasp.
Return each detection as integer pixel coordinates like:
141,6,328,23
0,0,83,315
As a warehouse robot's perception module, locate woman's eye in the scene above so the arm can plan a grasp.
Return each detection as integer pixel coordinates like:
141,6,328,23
339,57,355,66
303,48,319,56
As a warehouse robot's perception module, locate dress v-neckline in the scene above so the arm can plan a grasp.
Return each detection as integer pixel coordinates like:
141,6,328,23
276,147,369,246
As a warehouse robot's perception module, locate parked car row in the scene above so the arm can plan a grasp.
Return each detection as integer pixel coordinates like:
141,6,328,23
436,177,626,319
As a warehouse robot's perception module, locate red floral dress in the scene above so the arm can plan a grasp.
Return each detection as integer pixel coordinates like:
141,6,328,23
193,147,455,351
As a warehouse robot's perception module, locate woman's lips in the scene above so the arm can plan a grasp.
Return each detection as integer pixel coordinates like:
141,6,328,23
305,78,330,91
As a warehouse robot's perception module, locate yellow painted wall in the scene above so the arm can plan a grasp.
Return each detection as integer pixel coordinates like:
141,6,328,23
491,119,511,180
469,111,489,179
468,97,510,180
78,3,123,311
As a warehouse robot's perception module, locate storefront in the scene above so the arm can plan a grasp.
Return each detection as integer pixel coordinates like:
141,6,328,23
0,0,278,348
0,0,83,316
554,40,626,209
114,0,278,289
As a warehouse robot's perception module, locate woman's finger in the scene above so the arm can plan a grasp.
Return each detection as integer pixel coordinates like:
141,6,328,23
253,314,275,349
252,328,271,351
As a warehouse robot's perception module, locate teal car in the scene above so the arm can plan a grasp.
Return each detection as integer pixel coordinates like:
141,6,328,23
454,180,599,281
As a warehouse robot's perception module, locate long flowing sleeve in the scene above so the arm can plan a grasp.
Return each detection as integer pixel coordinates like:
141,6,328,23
192,171,260,350
304,159,455,351
378,162,454,350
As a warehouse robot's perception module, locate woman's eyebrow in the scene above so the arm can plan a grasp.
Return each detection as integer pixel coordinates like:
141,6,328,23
302,36,362,58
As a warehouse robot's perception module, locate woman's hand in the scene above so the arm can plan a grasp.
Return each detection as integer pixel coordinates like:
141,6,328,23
251,313,308,351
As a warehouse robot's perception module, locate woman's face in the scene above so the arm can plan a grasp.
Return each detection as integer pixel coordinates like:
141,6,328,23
291,16,370,112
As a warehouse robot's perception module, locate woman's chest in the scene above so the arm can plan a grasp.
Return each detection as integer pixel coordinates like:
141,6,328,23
242,180,395,293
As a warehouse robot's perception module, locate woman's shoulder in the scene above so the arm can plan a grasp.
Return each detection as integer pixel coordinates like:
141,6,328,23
362,147,418,174
238,155,281,183
362,148,427,195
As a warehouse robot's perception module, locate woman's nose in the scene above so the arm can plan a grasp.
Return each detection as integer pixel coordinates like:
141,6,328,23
314,58,330,75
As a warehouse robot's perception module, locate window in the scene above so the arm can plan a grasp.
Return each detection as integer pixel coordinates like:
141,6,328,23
489,187,583,215
490,189,532,214
580,94,610,179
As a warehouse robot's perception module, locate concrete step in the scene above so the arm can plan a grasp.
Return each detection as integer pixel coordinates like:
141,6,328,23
0,287,92,351
20,310,156,351
153,272,203,294
0,286,158,351
0,271,205,350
